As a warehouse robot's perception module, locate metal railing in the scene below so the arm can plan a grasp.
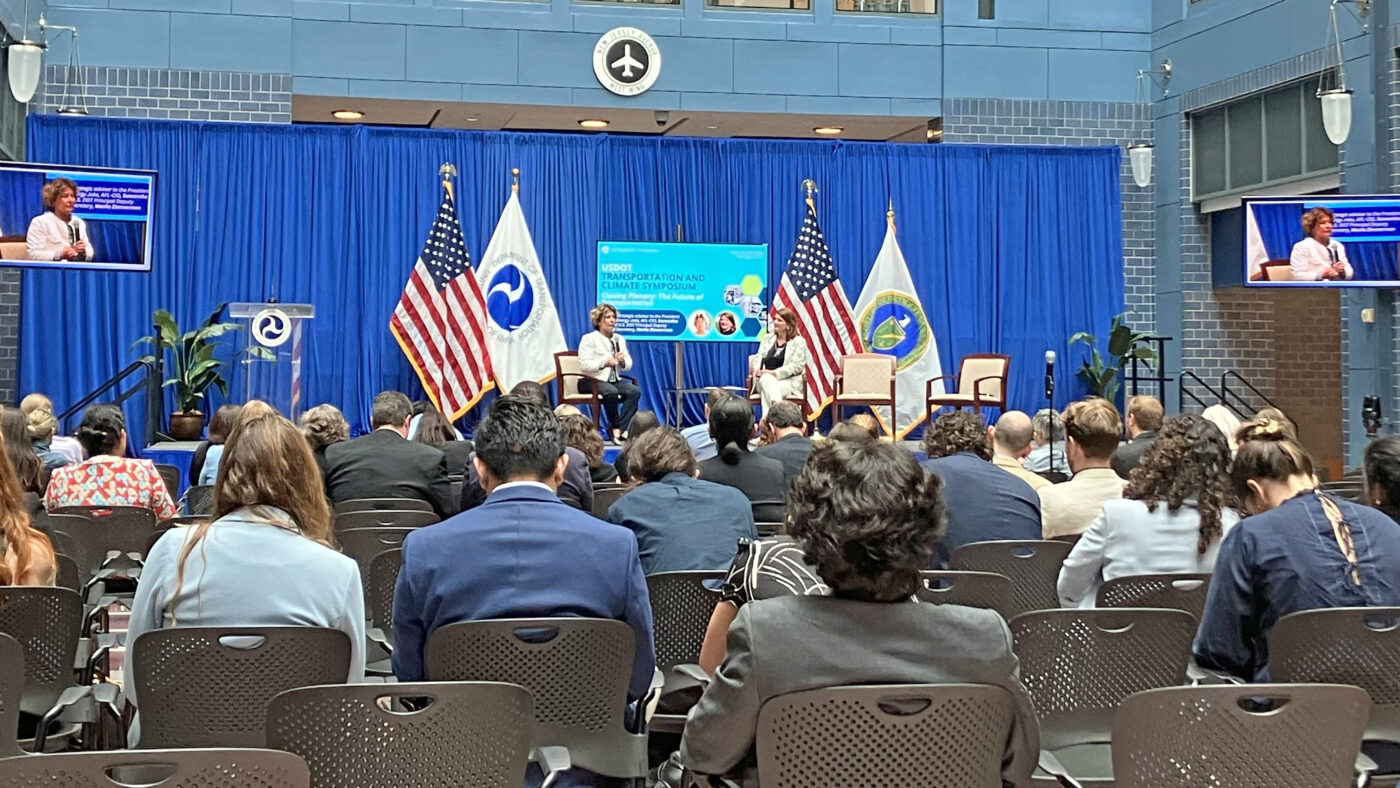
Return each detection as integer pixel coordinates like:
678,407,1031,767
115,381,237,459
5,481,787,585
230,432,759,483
1220,371,1284,422
1177,371,1223,412
1124,335,1173,398
56,357,164,449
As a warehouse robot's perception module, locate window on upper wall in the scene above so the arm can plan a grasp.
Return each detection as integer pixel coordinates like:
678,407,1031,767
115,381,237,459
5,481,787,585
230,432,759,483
1190,79,1339,203
708,0,811,10
578,0,679,6
835,0,936,15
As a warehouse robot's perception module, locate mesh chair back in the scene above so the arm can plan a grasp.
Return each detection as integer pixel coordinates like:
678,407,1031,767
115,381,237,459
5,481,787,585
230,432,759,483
1010,608,1196,750
131,626,352,748
0,632,23,758
555,352,586,399
368,549,403,633
838,354,894,397
185,484,214,515
154,463,181,499
425,617,647,778
949,540,1072,616
53,554,81,594
0,747,311,788
0,586,83,715
336,527,413,600
50,505,158,556
1112,684,1370,788
334,509,438,531
1270,606,1400,740
591,485,627,520
646,571,724,671
333,498,434,515
38,512,103,580
918,571,1015,619
958,355,1010,402
1096,573,1211,620
266,681,532,788
755,684,1016,788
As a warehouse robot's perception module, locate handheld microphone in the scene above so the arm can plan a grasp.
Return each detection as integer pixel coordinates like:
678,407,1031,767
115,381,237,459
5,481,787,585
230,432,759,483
67,223,77,245
1044,350,1056,401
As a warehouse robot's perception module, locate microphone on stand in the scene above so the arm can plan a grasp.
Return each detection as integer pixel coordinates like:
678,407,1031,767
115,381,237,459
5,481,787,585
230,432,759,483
1044,350,1056,402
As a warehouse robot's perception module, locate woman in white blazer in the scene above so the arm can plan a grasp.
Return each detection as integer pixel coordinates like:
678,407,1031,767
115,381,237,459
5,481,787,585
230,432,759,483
753,307,808,417
26,177,95,263
1289,206,1352,281
1057,414,1240,608
577,303,641,444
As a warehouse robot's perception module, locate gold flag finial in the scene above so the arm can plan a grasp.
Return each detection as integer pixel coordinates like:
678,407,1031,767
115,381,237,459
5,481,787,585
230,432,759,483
887,197,896,232
512,167,521,195
802,179,817,211
439,162,457,199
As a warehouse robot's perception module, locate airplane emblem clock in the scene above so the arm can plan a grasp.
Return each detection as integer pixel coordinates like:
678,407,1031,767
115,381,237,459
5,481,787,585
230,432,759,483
593,27,663,97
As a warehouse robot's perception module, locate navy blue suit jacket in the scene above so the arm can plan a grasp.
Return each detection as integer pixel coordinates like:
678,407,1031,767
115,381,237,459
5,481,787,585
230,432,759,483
922,452,1042,568
392,483,655,700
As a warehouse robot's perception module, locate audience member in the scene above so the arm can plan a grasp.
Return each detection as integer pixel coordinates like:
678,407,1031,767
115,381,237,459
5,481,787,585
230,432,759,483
608,427,755,575
698,396,787,522
1365,435,1400,524
1202,404,1244,453
754,401,815,485
22,400,69,470
1039,398,1125,540
1025,408,1067,474
553,403,583,418
922,410,1041,567
988,410,1050,491
826,419,877,444
1194,418,1400,681
21,393,83,465
562,413,619,485
322,391,456,517
2,408,47,496
679,440,1037,785
1058,414,1239,607
192,403,241,486
411,406,474,477
298,403,349,474
614,410,659,483
1110,395,1163,479
1254,407,1296,436
0,429,55,586
847,412,881,437
407,398,465,442
459,381,593,512
44,404,177,520
681,388,732,462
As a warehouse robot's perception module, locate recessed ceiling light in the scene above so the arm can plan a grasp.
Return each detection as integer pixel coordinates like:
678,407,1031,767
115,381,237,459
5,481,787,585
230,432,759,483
332,109,363,120
465,116,479,122
814,126,843,136
578,119,609,129
706,124,720,130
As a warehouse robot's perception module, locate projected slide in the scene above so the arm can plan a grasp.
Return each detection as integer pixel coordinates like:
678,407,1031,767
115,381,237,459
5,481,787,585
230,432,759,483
0,162,156,273
1244,196,1400,287
597,241,769,341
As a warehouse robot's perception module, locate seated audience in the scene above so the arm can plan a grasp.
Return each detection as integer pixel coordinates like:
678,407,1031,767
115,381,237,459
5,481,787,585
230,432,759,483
44,404,177,520
1025,407,1067,475
608,427,755,574
392,396,654,788
322,390,456,517
23,401,70,471
299,403,350,474
679,441,1037,785
411,406,474,477
1058,414,1239,608
1254,406,1296,436
192,403,241,486
681,388,731,462
1110,395,1163,480
1202,404,1243,453
1039,398,1125,540
755,402,815,485
3,408,48,496
988,410,1050,491
21,393,83,465
127,410,365,725
408,398,466,442
0,430,56,586
459,381,593,512
826,419,877,444
847,412,881,438
1194,418,1400,681
614,409,659,483
698,396,787,522
922,410,1041,567
1365,435,1400,524
562,413,619,485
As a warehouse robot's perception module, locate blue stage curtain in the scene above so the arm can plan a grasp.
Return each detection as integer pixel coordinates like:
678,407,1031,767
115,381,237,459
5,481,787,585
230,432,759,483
22,115,1124,443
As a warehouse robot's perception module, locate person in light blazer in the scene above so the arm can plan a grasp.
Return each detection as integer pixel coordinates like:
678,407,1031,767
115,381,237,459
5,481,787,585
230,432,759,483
578,303,641,444
1289,206,1353,281
752,307,808,417
27,177,95,262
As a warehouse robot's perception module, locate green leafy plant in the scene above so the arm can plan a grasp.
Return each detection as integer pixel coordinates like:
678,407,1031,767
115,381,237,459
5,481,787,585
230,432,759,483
132,304,270,414
1069,314,1158,404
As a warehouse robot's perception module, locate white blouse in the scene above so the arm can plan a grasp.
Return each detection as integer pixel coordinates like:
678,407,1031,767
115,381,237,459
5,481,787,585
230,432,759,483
1289,236,1352,281
26,211,94,262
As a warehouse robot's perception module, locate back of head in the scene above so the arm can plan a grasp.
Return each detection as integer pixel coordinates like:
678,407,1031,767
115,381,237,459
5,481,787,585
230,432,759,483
1254,407,1295,436
628,410,660,440
1202,405,1244,451
923,410,990,460
77,403,124,457
1032,408,1064,443
412,407,457,448
476,396,565,482
562,413,605,466
370,391,412,429
19,392,52,416
1063,398,1121,460
828,420,877,444
766,401,804,431
553,404,583,419
1126,414,1234,554
1231,417,1315,502
629,426,697,483
1,409,41,492
22,396,57,442
704,387,733,412
207,404,243,445
709,396,754,465
509,380,552,409
993,411,1034,454
299,404,349,450
788,440,945,602
211,411,332,541
1365,435,1400,511
848,413,880,436
1127,395,1164,433
0,426,48,585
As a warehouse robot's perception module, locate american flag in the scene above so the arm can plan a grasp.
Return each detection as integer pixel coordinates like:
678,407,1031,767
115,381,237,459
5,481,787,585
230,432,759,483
390,187,495,419
776,200,862,417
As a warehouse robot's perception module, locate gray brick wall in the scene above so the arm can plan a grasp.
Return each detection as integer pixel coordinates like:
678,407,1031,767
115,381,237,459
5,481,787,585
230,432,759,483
36,66,291,121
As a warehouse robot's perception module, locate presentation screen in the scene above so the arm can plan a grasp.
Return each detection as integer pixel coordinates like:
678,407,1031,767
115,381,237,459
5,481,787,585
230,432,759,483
0,161,156,272
1244,195,1400,287
597,241,769,342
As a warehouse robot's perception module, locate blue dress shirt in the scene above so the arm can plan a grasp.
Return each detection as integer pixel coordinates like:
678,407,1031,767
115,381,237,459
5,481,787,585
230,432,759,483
921,451,1042,568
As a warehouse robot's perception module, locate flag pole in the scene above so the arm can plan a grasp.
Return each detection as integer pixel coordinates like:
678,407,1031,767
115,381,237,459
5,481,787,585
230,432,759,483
802,178,817,213
439,162,457,200
887,196,896,234
511,167,520,196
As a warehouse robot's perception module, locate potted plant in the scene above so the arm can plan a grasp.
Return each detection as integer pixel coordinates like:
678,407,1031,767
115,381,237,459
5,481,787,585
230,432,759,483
133,304,264,441
1069,313,1158,405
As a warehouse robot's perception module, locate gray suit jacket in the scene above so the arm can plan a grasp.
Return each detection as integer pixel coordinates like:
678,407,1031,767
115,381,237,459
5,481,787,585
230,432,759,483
679,595,1038,786
1110,431,1156,479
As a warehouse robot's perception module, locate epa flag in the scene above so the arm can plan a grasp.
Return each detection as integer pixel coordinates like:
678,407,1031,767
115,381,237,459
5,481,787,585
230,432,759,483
853,209,944,438
476,188,568,391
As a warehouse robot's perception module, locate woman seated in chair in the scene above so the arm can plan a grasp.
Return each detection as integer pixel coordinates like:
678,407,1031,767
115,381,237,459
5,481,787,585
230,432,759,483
3,407,49,497
698,397,787,523
411,406,474,478
299,403,350,475
679,440,1038,785
562,413,619,485
44,404,177,520
191,403,241,486
1057,414,1240,608
752,308,807,419
0,428,56,586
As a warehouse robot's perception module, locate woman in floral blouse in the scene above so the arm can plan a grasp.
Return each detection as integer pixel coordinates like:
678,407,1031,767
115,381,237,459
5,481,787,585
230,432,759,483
44,403,177,520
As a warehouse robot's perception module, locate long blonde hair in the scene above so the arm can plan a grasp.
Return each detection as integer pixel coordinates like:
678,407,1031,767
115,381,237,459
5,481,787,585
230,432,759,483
0,424,55,585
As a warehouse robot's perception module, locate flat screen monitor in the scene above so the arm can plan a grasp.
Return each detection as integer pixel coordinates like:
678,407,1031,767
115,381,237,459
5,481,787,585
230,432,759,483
0,161,156,272
597,241,769,341
1244,195,1400,286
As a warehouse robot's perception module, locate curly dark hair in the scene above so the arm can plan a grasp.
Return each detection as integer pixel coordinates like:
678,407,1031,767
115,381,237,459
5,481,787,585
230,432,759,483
788,440,945,602
921,410,991,460
1124,414,1235,555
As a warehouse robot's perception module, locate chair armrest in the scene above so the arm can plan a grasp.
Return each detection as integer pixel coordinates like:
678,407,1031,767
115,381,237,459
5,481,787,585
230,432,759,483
533,745,572,788
1356,752,1378,787
367,627,394,654
683,770,742,788
925,375,958,400
673,663,711,687
1187,663,1247,686
969,374,1006,403
1037,751,1084,788
34,685,98,751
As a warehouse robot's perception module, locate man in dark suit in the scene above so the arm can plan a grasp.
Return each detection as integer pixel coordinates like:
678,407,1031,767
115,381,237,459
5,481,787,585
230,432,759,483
322,390,456,518
1111,394,1163,479
458,381,593,512
921,410,1041,568
755,401,815,485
